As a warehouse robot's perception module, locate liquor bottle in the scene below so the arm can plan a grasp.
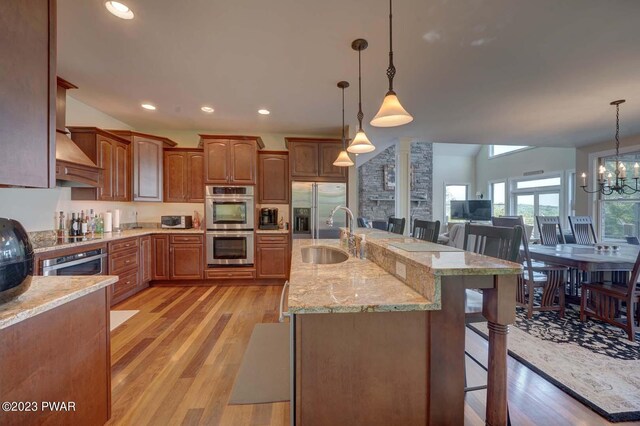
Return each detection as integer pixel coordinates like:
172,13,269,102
57,211,66,240
71,213,78,236
89,209,96,236
81,215,88,236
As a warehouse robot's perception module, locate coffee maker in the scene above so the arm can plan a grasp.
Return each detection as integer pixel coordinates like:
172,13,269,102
259,208,279,230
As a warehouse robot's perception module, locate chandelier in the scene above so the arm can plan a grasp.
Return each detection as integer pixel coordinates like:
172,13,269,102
581,99,639,196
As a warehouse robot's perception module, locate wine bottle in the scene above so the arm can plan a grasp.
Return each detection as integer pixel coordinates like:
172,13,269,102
71,213,78,236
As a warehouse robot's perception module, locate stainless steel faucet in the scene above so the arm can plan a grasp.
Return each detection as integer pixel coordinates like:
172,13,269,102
327,206,357,256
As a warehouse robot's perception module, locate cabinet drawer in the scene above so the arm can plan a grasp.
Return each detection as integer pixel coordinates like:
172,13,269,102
256,234,288,244
112,268,139,298
109,248,139,275
170,234,203,244
205,268,256,280
109,237,139,253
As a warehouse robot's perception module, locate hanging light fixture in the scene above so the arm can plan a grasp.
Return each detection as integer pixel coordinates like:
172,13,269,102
348,39,376,154
370,0,413,127
581,99,639,195
333,81,355,167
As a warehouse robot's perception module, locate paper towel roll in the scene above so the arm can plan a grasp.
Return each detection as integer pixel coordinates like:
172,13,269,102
113,209,120,229
104,212,113,233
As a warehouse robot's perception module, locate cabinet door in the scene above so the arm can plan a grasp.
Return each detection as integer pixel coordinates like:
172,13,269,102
204,140,229,183
164,151,187,202
133,138,163,202
290,142,319,178
319,143,348,179
187,151,205,203
152,235,169,280
256,244,289,279
258,153,289,204
139,236,152,284
229,141,256,184
170,244,204,280
0,0,55,188
97,139,114,200
113,141,130,201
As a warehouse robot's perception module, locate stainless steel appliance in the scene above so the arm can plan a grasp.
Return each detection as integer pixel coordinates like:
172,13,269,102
206,186,255,230
0,218,33,302
42,247,107,276
259,208,279,230
206,231,254,266
161,215,193,229
291,182,347,239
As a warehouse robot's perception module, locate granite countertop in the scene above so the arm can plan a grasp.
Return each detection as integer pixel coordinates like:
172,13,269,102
288,239,439,314
32,228,205,253
0,275,118,330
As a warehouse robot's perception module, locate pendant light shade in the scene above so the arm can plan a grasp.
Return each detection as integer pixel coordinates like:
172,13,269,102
333,80,354,167
348,38,375,154
371,0,413,128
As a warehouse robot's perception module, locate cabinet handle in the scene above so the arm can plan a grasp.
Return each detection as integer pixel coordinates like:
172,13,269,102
125,281,131,285
125,260,130,264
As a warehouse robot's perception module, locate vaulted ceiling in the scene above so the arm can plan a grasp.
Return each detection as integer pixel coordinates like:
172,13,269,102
58,0,640,148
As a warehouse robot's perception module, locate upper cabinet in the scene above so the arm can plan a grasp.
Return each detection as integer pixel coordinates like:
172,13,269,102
68,127,132,201
163,148,205,203
0,0,56,187
286,138,348,182
109,131,177,202
258,152,290,204
200,135,265,185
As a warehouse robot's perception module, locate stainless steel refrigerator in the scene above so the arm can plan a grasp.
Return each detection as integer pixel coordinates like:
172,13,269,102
291,182,347,239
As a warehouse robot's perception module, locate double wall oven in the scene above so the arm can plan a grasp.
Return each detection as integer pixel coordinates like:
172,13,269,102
206,186,254,266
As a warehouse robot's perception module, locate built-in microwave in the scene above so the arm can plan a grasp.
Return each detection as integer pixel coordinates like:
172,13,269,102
206,186,255,230
206,231,254,266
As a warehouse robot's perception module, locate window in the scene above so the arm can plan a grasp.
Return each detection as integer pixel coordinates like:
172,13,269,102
490,181,506,217
489,145,529,158
599,152,640,241
445,184,468,220
510,174,564,234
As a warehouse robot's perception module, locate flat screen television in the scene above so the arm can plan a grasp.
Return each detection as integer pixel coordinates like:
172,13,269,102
450,200,492,221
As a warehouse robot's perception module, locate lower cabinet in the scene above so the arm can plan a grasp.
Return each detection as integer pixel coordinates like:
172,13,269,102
256,234,290,280
169,235,204,280
109,237,142,305
140,235,152,284
151,235,170,280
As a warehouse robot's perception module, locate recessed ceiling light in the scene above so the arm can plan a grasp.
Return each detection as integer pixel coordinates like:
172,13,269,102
141,103,156,110
105,1,134,19
258,109,270,115
201,106,214,113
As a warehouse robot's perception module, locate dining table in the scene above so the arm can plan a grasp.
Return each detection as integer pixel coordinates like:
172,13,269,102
527,243,640,300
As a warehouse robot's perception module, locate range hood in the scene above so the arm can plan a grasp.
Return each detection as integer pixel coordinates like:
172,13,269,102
55,77,102,187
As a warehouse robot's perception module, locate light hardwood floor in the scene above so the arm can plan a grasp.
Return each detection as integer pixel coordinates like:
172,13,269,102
109,285,623,426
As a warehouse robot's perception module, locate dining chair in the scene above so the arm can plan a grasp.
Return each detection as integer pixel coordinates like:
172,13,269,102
493,216,567,318
568,216,598,245
387,217,406,235
357,217,371,228
412,219,440,243
536,216,565,246
581,250,640,341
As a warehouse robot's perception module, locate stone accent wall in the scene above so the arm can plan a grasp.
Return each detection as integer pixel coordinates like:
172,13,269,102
358,145,396,221
358,142,433,227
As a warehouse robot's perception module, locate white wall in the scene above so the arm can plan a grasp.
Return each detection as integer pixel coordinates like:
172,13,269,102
432,154,476,225
66,96,133,129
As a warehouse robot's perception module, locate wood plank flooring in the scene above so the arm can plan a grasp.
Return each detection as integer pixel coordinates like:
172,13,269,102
109,285,628,426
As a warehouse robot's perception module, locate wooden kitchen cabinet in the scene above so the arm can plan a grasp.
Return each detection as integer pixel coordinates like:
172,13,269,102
69,127,132,201
108,236,141,305
109,130,178,202
201,135,265,185
256,233,290,280
0,0,56,188
152,235,170,280
169,235,204,280
163,148,205,203
140,235,152,284
286,138,348,181
258,151,290,204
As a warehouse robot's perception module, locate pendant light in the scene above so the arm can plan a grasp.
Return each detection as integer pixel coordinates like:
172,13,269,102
370,0,413,127
348,39,376,154
333,81,355,167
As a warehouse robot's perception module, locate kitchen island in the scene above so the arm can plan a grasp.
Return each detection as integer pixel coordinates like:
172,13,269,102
0,275,117,426
288,230,522,426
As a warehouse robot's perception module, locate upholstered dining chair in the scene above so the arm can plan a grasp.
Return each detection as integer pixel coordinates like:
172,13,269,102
581,250,640,341
493,216,567,318
412,219,440,243
568,216,598,245
536,216,566,246
357,217,371,228
387,217,406,235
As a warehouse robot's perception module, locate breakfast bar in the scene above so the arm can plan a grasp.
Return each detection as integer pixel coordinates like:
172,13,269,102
288,229,522,425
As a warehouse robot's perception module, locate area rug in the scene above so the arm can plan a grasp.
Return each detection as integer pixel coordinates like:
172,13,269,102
469,305,640,422
110,310,139,331
229,323,290,404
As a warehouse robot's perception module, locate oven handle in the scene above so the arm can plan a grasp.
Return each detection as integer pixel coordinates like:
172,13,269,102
207,231,254,237
42,253,108,272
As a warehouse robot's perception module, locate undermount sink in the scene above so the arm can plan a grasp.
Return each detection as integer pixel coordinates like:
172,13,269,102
301,246,349,265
